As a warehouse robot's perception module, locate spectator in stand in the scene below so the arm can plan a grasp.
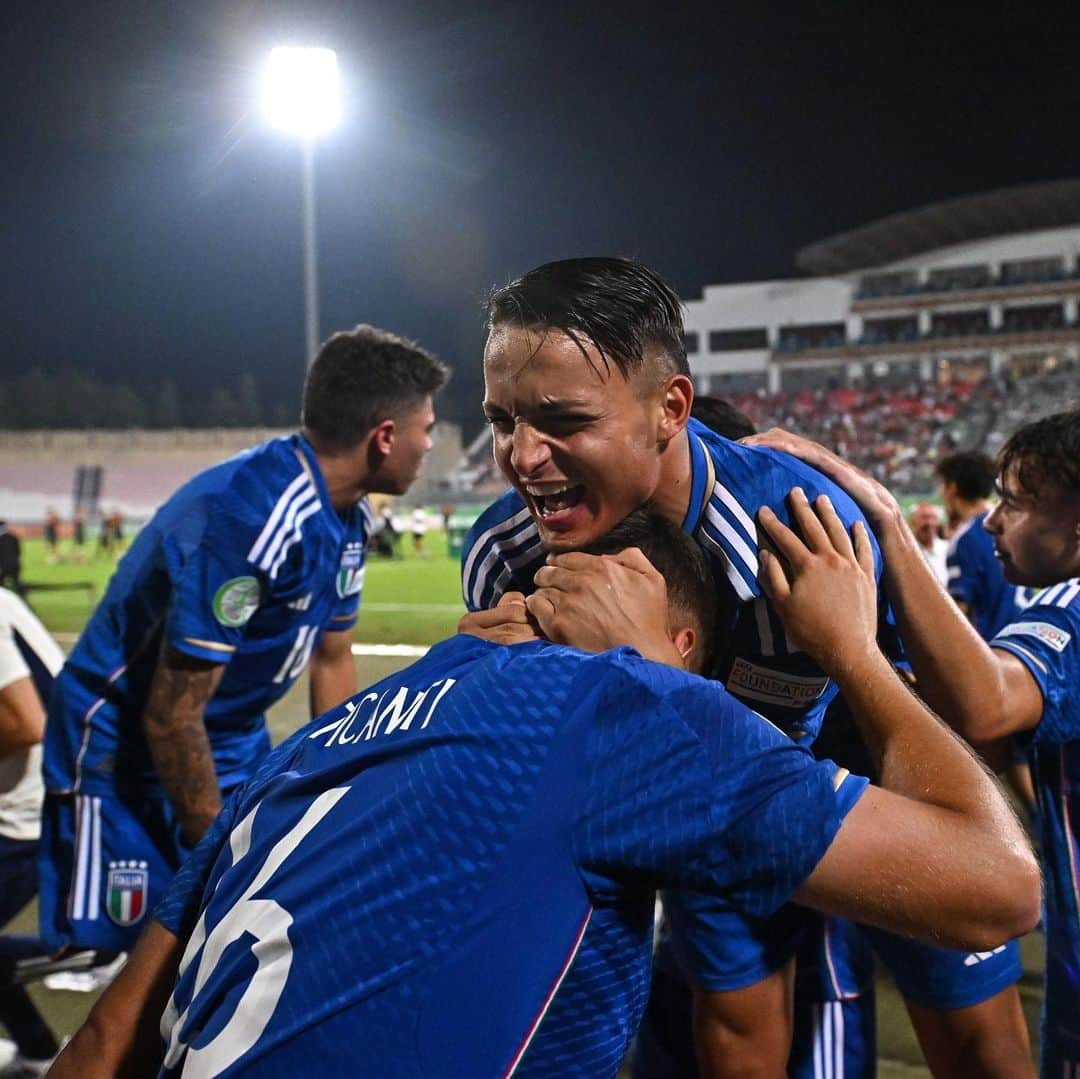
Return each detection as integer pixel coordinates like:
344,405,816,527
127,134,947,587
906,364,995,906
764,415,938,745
42,511,59,566
0,526,19,594
908,502,949,586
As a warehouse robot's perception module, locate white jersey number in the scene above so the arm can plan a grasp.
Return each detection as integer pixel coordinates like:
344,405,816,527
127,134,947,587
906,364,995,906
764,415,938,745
161,787,350,1077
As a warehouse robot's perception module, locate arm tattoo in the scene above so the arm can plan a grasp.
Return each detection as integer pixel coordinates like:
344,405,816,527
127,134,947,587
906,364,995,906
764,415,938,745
142,644,226,846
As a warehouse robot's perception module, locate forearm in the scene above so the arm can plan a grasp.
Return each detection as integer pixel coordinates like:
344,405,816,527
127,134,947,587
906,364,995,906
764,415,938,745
872,508,1013,740
142,648,225,846
0,676,46,754
51,919,182,1078
309,638,359,717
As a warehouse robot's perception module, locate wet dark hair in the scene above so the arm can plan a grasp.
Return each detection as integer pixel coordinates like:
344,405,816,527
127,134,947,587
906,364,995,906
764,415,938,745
935,451,996,502
997,409,1080,499
302,324,448,451
486,257,689,381
582,508,717,674
691,395,757,440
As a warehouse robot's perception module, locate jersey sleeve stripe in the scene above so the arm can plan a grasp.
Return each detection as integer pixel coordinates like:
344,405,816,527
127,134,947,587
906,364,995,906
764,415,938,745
259,488,319,574
462,506,534,601
464,510,538,610
1055,581,1080,608
267,499,322,580
1035,582,1067,606
247,473,311,565
698,529,756,602
182,637,237,654
711,480,758,541
753,596,776,656
990,639,1048,674
470,532,545,611
703,502,760,594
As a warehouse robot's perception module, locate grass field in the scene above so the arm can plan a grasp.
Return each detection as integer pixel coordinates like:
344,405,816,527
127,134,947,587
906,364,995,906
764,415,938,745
3,533,1047,1073
19,531,465,644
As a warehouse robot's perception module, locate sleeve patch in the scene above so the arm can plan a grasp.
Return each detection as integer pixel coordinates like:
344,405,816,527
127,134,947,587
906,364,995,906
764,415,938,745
212,577,261,628
993,620,1071,654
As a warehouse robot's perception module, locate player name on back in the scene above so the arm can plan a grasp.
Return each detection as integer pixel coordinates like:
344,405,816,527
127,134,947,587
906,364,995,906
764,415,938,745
307,677,458,747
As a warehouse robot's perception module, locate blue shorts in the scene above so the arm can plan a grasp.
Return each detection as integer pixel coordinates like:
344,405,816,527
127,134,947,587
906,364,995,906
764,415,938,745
789,996,875,1079
38,790,191,952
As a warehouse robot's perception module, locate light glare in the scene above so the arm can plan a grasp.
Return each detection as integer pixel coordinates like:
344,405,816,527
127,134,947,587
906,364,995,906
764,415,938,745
261,47,341,138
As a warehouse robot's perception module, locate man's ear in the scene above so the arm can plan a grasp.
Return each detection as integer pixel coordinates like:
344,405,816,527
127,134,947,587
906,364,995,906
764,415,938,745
371,418,396,458
672,624,698,671
657,373,694,444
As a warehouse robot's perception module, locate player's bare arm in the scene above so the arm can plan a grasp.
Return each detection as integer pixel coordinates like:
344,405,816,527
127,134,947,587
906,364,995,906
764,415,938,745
761,489,1040,949
0,673,46,753
745,428,1045,745
693,965,795,1079
50,918,183,1079
142,643,226,848
308,626,359,717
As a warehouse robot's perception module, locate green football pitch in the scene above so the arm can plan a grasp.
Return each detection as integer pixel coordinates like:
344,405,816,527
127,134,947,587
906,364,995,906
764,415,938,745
4,534,1046,1073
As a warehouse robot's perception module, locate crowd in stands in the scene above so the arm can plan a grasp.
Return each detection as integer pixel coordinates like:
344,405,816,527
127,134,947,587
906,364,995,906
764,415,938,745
446,364,1077,498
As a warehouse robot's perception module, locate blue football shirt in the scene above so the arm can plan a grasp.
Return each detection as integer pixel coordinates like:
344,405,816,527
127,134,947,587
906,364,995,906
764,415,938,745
154,635,866,1078
946,511,1032,640
45,434,370,797
462,417,897,743
990,579,1080,1061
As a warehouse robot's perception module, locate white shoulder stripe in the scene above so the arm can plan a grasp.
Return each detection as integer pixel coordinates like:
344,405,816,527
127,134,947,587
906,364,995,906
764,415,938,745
710,480,758,541
247,473,314,566
267,498,323,580
462,505,535,598
704,502,760,583
469,528,544,610
1055,581,1080,608
258,488,318,574
698,529,756,602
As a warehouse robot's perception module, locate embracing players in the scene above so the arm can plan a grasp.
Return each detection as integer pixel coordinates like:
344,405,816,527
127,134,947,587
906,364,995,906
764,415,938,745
39,325,447,955
461,257,1032,1077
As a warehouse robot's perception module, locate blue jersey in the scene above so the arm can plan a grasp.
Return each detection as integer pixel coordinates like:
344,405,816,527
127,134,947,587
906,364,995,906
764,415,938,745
990,579,1080,1062
463,417,896,743
44,434,370,798
946,512,1031,640
154,635,866,1078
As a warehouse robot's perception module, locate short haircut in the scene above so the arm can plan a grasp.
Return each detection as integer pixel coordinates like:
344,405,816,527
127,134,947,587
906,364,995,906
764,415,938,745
997,409,1080,499
935,451,996,502
302,325,449,451
582,508,718,675
487,257,689,381
691,395,757,440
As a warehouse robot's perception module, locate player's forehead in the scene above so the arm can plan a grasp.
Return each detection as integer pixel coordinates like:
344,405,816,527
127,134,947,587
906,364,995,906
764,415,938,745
482,324,636,409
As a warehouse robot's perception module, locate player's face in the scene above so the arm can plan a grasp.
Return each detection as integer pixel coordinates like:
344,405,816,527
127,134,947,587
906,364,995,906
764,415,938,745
984,464,1080,587
381,397,436,495
910,506,939,546
483,326,668,551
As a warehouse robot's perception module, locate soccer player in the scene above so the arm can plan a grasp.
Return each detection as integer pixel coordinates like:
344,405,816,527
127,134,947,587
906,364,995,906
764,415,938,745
0,588,66,1074
38,325,448,956
52,503,1038,1078
749,409,1080,1077
461,257,1030,1077
938,451,1028,637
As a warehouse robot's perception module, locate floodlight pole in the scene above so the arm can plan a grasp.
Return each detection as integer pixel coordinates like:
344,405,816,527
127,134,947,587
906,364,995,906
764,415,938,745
301,136,320,368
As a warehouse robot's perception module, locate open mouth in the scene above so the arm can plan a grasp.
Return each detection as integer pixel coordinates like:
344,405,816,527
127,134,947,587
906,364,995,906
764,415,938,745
524,482,586,522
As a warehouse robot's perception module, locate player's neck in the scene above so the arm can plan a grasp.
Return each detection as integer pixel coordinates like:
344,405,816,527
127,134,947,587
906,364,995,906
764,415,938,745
649,427,694,528
954,498,990,525
311,448,370,513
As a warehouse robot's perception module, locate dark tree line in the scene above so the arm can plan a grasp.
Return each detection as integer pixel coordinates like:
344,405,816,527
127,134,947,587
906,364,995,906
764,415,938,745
0,368,299,429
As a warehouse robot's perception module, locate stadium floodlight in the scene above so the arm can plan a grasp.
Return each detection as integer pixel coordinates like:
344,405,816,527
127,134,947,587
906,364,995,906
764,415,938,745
261,46,342,138
260,46,342,366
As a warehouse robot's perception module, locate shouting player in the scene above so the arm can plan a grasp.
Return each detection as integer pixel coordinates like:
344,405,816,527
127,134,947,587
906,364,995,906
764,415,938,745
461,257,1031,1078
750,408,1080,1076
52,502,1038,1077
39,325,448,956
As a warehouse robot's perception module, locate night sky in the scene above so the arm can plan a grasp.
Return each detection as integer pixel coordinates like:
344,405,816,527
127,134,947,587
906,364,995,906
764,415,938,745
5,2,1080,435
